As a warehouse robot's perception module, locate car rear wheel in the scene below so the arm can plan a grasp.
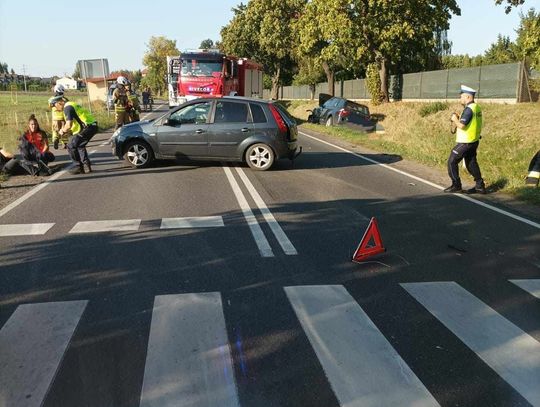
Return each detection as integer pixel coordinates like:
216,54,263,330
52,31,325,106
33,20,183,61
124,140,154,168
245,143,275,171
325,115,334,126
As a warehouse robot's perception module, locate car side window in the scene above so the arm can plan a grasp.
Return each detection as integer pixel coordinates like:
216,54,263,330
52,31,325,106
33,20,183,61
168,102,211,125
249,103,267,123
214,101,249,123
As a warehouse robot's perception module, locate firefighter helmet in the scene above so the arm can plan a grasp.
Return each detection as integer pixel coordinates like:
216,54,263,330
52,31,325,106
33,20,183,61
53,84,65,95
117,76,129,86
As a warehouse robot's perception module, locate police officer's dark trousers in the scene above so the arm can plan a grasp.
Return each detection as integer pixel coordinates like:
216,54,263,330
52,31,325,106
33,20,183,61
447,141,483,187
68,123,98,165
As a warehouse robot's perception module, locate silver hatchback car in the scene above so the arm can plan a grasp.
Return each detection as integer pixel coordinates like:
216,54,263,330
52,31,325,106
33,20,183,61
111,96,300,171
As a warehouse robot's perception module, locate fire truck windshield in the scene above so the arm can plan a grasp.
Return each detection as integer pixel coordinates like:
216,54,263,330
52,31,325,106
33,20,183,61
181,59,223,77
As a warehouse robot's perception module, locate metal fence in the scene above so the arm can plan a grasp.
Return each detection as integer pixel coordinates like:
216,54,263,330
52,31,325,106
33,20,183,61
264,62,532,102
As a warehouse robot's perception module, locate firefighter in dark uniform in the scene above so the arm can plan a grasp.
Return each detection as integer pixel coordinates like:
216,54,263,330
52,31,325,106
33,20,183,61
526,151,540,187
126,83,140,123
113,76,129,130
445,85,486,194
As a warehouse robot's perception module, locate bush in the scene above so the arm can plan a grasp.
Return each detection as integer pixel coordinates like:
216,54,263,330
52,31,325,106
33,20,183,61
419,102,449,117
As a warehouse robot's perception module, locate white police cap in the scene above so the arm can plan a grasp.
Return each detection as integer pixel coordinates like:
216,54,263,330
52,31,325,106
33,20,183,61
460,85,476,96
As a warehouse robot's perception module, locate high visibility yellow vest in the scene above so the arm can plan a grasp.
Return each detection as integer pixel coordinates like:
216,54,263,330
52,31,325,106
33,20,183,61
456,103,482,143
65,101,96,135
51,107,65,121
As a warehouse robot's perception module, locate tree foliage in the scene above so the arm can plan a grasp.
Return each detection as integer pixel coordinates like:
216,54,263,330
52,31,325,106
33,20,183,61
515,9,540,69
0,62,9,74
495,0,525,14
484,35,518,65
221,0,305,99
142,36,179,96
199,39,215,49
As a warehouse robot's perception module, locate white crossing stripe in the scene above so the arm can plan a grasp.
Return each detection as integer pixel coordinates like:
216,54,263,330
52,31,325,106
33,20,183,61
0,301,87,407
222,166,273,257
0,223,55,236
235,167,298,255
510,279,540,299
140,293,240,407
160,216,225,229
285,285,439,407
402,282,540,407
69,219,141,233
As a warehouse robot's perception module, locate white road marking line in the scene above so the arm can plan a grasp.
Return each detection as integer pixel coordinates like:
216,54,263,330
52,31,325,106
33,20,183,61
300,131,540,230
140,293,240,407
510,279,540,299
0,223,55,236
69,219,141,233
0,301,87,407
402,281,540,406
161,216,225,229
223,166,273,257
285,285,439,407
235,167,297,255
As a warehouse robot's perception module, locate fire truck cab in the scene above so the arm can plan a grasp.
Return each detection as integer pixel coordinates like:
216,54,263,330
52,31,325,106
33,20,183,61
167,50,263,108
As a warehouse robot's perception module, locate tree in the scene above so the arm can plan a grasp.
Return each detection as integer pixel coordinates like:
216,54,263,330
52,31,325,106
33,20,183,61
0,62,8,74
296,0,355,96
142,36,179,96
514,9,540,70
199,39,215,49
297,1,460,102
221,0,305,99
72,63,81,80
483,34,518,65
495,0,525,14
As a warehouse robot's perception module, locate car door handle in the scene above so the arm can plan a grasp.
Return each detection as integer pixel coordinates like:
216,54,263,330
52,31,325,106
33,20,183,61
195,129,205,134
241,127,250,132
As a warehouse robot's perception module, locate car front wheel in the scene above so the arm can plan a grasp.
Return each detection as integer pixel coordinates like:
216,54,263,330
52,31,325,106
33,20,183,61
325,115,334,126
245,143,275,171
124,140,154,168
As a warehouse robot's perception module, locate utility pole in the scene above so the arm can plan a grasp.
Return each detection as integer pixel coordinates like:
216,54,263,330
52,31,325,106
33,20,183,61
22,65,27,92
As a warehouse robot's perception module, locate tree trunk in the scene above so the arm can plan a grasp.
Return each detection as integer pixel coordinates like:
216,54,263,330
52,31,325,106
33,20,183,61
322,61,335,96
271,67,281,100
379,57,389,103
309,84,315,100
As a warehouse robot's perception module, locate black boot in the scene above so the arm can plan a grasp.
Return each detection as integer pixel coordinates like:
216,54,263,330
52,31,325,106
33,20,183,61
466,182,486,194
70,164,85,175
84,162,92,173
444,184,462,193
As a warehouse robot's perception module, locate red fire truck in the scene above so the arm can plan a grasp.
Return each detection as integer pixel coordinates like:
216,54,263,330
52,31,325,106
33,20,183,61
167,50,263,108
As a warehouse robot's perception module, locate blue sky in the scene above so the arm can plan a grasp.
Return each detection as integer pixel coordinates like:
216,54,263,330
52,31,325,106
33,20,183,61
0,0,537,77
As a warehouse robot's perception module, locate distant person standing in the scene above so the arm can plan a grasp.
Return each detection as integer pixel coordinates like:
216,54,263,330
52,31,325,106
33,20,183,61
49,84,69,149
142,88,151,112
52,96,98,174
445,85,486,194
526,150,540,187
113,76,129,130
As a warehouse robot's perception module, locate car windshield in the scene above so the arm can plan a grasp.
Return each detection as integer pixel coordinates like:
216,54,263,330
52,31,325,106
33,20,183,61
181,59,222,77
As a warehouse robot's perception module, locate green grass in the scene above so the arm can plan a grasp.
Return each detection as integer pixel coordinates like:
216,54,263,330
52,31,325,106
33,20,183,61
0,91,115,152
284,99,540,205
418,101,450,117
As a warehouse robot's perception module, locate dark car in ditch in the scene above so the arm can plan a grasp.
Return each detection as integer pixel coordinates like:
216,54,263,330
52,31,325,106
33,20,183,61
110,96,300,171
307,93,377,131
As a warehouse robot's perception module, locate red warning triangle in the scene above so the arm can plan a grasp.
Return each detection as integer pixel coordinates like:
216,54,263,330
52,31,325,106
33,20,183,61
352,217,386,262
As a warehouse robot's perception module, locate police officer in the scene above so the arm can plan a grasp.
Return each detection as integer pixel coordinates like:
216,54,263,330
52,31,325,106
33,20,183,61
526,150,540,187
49,84,70,149
51,96,98,174
113,76,129,130
445,85,486,194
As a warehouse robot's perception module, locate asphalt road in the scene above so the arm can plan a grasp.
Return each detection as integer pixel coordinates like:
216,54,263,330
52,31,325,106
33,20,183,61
1,102,539,407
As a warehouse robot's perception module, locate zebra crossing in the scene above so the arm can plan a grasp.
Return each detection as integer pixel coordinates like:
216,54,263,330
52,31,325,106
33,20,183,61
1,280,539,407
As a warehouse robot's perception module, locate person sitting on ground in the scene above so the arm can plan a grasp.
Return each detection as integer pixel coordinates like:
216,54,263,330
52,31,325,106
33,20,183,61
0,146,36,176
526,150,540,187
18,114,55,175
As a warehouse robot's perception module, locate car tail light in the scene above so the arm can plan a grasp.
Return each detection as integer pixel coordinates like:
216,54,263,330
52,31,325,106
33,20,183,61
338,108,350,118
269,104,288,134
